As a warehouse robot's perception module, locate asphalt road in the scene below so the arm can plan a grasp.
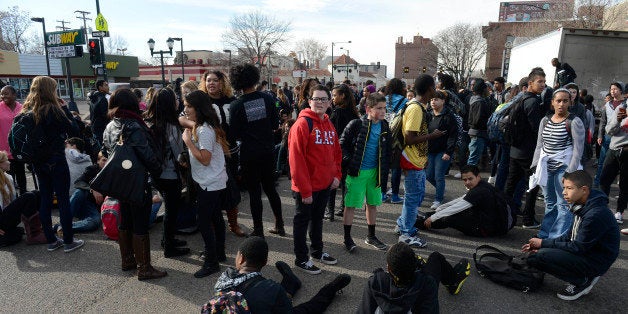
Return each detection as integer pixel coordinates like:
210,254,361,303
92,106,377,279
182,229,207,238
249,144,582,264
1,100,625,313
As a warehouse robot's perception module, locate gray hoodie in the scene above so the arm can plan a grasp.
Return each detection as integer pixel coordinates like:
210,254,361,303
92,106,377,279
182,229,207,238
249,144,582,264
606,102,628,150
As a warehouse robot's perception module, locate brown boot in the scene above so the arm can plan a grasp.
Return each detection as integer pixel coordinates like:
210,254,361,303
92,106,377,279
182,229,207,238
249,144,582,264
227,208,247,237
132,234,167,281
118,229,136,271
21,214,47,245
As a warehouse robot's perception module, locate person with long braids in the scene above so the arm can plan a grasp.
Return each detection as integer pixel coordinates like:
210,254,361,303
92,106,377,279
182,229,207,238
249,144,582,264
182,90,228,278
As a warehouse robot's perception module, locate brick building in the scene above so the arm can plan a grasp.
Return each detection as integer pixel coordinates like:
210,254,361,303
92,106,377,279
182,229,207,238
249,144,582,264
394,35,438,83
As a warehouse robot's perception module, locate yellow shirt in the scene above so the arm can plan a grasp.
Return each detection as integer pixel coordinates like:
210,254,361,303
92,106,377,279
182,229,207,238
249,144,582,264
401,100,428,170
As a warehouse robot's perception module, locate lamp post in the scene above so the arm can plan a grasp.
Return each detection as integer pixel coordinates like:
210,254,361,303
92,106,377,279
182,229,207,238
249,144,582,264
31,17,50,76
148,38,174,87
170,37,184,80
266,42,272,84
117,48,127,55
223,49,232,69
331,40,351,84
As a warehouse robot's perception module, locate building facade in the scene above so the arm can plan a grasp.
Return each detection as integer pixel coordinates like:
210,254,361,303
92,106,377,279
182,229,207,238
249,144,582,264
394,35,438,85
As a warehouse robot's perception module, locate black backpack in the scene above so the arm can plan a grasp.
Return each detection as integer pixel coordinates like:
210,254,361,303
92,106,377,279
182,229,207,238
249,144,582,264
501,94,537,146
474,245,545,293
8,111,52,164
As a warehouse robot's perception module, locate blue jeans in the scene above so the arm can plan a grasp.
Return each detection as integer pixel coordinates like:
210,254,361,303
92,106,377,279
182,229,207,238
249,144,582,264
426,152,451,203
33,155,74,244
397,169,426,236
467,136,487,166
594,135,610,187
70,189,100,232
539,165,573,239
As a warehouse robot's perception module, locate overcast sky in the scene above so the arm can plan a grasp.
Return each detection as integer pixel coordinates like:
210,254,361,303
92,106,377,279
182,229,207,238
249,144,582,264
9,0,518,77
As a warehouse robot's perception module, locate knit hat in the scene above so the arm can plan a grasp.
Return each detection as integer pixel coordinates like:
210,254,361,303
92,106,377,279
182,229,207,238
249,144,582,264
366,85,376,93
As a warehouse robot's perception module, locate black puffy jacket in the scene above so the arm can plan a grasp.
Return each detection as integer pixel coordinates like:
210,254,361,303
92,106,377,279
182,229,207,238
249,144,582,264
340,117,391,187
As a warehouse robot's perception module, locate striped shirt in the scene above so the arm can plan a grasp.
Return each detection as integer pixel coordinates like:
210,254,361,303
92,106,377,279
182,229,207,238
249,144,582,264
542,119,572,171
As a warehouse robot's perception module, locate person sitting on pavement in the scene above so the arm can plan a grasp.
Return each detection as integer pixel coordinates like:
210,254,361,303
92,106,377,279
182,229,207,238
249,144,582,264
65,151,106,233
418,165,512,237
212,237,351,314
523,170,620,301
65,137,93,197
357,242,471,313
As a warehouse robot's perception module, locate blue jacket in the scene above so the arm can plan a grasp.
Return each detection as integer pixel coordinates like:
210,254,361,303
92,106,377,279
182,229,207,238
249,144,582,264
386,94,407,115
541,190,620,276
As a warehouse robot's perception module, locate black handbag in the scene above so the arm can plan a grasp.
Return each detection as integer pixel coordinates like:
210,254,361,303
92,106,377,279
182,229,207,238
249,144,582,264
90,126,147,205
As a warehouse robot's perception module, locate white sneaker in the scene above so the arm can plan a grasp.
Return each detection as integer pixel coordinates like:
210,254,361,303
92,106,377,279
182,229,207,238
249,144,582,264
615,212,623,224
454,172,462,179
487,176,496,184
398,234,427,248
430,201,441,210
621,228,628,235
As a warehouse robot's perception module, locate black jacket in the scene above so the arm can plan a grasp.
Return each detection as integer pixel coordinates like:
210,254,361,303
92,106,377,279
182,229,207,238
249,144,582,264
330,106,359,138
510,92,544,159
467,95,492,138
228,91,279,161
38,105,80,160
428,106,458,156
340,117,391,187
89,91,109,141
357,268,439,314
214,268,292,314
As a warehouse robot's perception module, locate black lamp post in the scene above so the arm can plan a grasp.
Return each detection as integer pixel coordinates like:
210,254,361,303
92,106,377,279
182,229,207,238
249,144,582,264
148,38,174,87
265,42,272,85
331,40,351,83
223,49,232,69
31,17,50,76
170,37,184,80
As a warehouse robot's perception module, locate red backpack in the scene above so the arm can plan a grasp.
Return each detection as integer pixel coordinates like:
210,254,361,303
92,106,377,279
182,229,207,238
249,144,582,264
101,197,121,240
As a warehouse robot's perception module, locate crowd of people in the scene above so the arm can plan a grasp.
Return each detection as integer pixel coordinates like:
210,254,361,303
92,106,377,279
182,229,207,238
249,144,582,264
0,57,625,311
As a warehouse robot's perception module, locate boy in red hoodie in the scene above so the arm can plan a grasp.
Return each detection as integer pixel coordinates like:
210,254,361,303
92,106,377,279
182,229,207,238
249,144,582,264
288,84,342,275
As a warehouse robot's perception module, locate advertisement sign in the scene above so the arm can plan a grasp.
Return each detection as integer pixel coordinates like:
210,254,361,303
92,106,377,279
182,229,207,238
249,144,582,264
498,1,573,22
45,29,85,47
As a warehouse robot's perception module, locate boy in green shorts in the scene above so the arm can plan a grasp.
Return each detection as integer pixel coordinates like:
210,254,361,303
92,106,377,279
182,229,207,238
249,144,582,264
339,93,392,252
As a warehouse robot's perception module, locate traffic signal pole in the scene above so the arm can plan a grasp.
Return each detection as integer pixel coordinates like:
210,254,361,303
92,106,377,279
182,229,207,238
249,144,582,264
96,0,107,81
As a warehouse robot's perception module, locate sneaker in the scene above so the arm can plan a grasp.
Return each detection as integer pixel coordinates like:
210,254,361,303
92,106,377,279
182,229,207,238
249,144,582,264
522,220,541,229
47,238,64,251
344,238,357,253
454,172,462,179
365,236,388,250
381,193,389,203
398,234,427,248
334,208,344,217
313,252,337,265
487,176,496,184
386,188,392,196
430,201,441,210
390,194,404,204
447,258,471,295
63,239,85,253
557,276,600,301
393,225,401,235
620,228,628,235
296,260,321,275
615,212,623,224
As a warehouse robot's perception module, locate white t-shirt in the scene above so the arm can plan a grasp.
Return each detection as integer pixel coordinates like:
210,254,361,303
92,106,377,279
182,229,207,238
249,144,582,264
189,123,227,191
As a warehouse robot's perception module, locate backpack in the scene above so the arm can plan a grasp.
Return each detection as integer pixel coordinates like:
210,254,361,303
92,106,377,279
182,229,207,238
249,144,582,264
101,197,121,240
501,94,537,146
201,291,251,314
8,111,53,164
389,101,410,167
473,245,545,293
488,103,512,144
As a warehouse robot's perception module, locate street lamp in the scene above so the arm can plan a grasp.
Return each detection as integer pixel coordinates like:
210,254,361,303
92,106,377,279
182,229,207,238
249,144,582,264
117,48,127,55
147,38,174,87
170,37,184,80
331,40,351,83
223,49,232,69
31,17,50,76
266,42,272,85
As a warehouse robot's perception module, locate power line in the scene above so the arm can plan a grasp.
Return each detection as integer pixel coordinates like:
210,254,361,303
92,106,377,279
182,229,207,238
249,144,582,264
56,20,70,31
75,10,92,44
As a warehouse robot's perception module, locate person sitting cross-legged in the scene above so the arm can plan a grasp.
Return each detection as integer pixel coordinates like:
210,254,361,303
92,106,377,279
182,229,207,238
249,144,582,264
212,237,351,314
523,170,620,301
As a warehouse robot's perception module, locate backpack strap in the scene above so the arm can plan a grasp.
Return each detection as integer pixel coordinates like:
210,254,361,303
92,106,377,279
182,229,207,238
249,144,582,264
393,97,405,113
301,116,314,133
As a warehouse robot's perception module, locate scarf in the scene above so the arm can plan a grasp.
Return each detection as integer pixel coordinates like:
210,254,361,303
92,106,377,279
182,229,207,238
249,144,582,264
213,267,262,292
114,109,148,129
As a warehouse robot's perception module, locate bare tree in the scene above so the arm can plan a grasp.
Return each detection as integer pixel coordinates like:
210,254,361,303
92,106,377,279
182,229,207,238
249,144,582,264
433,23,486,87
104,35,129,55
0,6,32,53
222,11,291,67
295,38,327,69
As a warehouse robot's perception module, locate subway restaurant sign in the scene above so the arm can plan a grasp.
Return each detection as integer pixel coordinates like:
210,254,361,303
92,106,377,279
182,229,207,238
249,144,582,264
46,29,85,47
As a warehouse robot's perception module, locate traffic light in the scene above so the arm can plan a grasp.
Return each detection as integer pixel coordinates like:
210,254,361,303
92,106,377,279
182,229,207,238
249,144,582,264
88,38,101,65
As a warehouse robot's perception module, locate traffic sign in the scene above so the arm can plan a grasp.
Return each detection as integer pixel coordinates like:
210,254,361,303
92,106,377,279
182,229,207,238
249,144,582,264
92,31,110,37
292,70,306,78
48,46,77,58
95,13,109,31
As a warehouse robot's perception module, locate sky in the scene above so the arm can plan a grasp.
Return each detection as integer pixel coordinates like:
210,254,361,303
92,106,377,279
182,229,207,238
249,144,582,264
7,0,510,77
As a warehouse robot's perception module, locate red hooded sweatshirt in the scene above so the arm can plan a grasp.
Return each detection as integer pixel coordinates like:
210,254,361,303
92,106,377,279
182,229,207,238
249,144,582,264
288,108,342,199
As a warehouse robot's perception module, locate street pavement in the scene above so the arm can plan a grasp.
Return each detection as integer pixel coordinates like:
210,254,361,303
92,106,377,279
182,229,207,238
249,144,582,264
1,100,625,312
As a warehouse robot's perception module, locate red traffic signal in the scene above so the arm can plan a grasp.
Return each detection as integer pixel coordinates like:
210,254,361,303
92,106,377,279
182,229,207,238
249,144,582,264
88,38,101,65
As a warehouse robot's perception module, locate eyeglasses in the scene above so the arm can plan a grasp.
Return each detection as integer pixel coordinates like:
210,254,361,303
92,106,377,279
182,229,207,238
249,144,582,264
310,97,329,102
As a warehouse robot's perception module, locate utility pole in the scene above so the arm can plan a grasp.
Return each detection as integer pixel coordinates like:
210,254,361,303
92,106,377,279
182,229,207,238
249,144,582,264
56,21,77,111
95,0,107,81
75,10,92,46
56,20,70,31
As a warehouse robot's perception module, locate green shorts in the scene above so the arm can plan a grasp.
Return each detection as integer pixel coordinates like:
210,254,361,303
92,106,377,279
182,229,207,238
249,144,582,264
344,168,382,208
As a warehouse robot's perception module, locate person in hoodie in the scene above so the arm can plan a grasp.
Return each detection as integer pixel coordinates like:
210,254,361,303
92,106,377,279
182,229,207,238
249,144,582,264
383,79,408,204
426,90,458,210
88,79,110,150
357,242,470,313
288,84,342,275
64,137,92,196
212,236,351,314
65,151,107,233
524,170,619,301
466,78,493,168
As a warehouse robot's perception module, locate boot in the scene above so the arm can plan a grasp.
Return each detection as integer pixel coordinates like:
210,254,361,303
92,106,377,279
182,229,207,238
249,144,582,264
194,253,220,278
216,245,227,262
21,214,47,245
226,208,247,237
118,229,136,271
163,240,190,258
133,234,167,281
268,222,286,236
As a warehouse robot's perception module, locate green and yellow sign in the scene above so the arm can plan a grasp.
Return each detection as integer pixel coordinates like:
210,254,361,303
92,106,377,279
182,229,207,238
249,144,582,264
46,29,85,47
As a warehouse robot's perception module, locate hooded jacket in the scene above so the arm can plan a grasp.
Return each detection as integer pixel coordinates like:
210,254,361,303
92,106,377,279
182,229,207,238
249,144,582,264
340,116,391,186
541,190,620,276
467,95,492,138
288,108,342,199
357,268,438,314
213,267,292,314
89,91,109,141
